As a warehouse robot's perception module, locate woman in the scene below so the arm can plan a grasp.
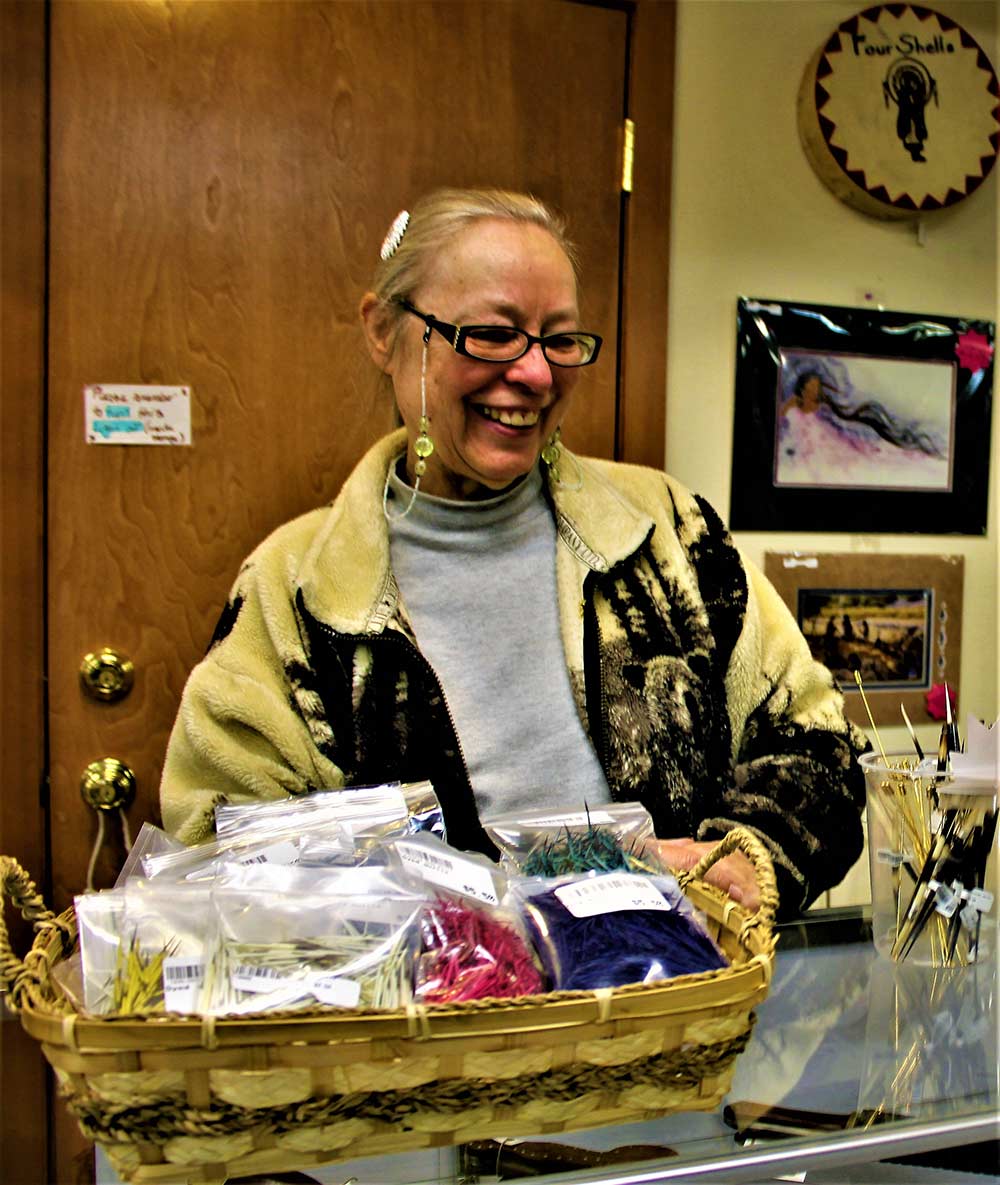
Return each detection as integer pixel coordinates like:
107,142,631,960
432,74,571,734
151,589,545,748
160,188,867,918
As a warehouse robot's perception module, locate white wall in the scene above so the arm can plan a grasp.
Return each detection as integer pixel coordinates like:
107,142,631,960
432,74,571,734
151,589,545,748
667,0,999,901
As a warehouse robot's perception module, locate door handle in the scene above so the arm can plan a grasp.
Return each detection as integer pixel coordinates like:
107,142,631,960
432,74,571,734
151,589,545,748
79,648,134,702
80,758,136,812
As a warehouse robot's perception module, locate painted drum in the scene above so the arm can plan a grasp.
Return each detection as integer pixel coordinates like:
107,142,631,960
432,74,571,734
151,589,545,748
798,4,1000,219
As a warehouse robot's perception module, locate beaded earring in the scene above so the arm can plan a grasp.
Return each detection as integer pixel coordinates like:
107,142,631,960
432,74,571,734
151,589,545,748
540,426,562,471
540,426,584,491
383,323,435,523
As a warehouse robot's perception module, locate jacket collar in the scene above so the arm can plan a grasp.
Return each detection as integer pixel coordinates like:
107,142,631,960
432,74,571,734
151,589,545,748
298,429,654,633
547,452,654,575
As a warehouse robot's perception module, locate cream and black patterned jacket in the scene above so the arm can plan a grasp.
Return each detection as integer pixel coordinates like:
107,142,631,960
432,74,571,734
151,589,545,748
160,430,868,917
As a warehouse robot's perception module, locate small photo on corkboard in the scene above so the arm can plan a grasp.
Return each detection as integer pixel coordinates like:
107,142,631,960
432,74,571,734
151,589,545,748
764,552,964,728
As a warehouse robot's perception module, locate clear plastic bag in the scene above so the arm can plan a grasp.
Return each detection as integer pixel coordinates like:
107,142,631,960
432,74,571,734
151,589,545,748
383,834,544,1003
75,888,126,1015
385,832,505,906
114,822,185,887
506,870,728,991
141,819,354,882
399,780,447,841
74,880,213,1015
203,864,425,1015
483,802,663,877
118,880,214,1014
212,780,444,861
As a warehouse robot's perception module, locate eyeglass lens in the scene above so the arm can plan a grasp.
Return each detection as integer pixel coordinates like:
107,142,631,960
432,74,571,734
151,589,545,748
463,326,598,366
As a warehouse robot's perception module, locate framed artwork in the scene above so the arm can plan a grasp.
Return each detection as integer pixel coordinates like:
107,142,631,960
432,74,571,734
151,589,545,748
763,551,964,728
730,298,994,533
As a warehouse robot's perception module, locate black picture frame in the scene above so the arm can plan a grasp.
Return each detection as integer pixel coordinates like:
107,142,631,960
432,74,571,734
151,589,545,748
730,298,994,533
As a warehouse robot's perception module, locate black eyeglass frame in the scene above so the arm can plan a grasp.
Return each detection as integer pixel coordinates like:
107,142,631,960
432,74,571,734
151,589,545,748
397,299,602,367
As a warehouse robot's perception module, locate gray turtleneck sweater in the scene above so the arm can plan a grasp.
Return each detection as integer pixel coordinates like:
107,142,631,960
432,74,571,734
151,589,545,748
387,463,611,821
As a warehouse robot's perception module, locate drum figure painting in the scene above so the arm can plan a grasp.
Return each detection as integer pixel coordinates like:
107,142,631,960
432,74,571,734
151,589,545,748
774,350,954,492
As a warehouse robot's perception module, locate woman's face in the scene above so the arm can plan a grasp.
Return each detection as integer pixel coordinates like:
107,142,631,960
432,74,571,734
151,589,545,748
381,218,583,500
798,375,823,413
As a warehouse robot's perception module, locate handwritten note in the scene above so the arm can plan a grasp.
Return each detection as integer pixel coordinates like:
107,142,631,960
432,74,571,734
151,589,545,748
85,384,191,446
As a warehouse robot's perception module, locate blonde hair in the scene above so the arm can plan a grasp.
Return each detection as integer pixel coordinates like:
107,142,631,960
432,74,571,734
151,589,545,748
370,188,578,325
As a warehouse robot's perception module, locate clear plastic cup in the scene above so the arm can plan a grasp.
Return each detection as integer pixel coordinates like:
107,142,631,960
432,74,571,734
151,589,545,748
861,751,995,967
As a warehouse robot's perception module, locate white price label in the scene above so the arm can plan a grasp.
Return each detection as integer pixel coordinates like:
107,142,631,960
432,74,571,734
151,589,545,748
555,873,670,919
394,841,498,904
968,888,994,914
162,958,204,1014
310,975,361,1008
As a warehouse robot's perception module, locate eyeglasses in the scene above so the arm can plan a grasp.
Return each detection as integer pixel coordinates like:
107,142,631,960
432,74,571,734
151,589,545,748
397,299,602,367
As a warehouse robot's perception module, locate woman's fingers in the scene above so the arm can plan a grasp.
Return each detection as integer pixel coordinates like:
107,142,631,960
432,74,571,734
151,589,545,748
651,838,761,912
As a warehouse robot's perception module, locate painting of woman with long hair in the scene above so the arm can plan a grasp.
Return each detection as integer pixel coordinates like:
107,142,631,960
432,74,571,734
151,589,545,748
774,351,954,490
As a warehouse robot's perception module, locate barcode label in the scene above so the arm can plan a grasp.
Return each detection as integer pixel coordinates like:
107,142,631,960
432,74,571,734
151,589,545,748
395,841,498,904
162,957,204,1014
236,840,299,866
231,964,298,994
163,961,204,982
555,873,670,918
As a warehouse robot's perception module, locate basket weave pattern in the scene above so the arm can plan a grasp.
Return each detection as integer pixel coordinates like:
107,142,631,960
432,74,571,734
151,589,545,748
1,828,776,1184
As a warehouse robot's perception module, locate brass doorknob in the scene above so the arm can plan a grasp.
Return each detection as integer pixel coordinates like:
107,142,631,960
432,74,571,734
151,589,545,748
79,648,134,702
80,759,136,812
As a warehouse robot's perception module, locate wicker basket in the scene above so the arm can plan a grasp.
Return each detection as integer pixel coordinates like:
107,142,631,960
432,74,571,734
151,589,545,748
0,828,776,1184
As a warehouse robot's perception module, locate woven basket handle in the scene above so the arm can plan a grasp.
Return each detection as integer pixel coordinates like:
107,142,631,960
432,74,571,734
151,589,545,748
677,827,779,934
0,855,67,1010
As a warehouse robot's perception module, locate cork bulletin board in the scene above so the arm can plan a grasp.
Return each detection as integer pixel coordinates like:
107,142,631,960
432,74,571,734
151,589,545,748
764,551,964,728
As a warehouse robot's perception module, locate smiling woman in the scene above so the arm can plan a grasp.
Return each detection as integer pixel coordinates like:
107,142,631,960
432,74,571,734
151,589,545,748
160,187,870,920
361,194,593,503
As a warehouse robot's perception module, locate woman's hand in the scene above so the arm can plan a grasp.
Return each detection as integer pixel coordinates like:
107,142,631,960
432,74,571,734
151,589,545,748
651,837,761,913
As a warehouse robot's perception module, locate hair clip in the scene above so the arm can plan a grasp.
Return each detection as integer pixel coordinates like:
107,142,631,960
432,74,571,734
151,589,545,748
379,210,410,261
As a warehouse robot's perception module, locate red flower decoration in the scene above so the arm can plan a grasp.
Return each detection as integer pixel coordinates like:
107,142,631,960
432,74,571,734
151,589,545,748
955,329,994,373
925,682,956,721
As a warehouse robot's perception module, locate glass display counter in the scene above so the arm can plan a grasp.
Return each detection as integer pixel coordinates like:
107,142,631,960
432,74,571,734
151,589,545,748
98,908,998,1185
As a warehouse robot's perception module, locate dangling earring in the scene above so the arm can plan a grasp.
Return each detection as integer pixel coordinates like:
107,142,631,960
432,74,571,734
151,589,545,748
541,426,583,491
540,426,562,472
383,325,434,522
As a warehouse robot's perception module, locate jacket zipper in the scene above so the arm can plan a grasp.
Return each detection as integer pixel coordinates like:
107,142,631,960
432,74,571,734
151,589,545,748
310,616,473,788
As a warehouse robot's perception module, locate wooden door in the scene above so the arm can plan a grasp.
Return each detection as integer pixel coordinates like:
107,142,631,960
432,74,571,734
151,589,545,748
1,1,674,1180
47,0,663,901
